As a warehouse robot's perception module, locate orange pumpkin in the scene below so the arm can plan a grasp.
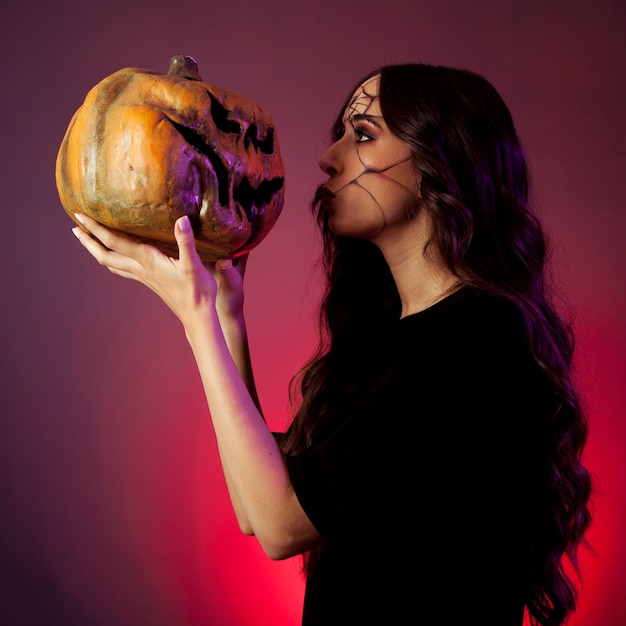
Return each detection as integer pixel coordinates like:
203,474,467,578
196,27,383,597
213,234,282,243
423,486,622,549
56,55,285,261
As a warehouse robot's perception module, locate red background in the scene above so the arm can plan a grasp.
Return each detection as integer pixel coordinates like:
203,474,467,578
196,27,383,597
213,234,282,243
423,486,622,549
1,1,624,624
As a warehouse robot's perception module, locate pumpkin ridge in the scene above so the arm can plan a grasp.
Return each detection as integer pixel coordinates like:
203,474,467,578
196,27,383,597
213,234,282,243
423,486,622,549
94,70,139,215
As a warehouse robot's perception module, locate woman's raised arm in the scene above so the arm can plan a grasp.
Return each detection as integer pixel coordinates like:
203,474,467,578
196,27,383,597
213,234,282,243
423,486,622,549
72,213,321,559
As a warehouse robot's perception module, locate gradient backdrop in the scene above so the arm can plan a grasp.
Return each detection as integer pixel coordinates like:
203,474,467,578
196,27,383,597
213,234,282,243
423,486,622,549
1,1,625,624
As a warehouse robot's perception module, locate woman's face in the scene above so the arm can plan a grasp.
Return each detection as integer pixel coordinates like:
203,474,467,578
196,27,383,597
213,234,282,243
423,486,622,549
318,74,420,241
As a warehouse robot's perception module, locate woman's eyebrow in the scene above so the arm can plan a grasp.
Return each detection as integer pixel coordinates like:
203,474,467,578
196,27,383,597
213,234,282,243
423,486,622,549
348,113,384,129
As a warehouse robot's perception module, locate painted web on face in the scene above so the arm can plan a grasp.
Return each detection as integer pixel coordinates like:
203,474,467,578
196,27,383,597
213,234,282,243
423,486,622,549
336,77,415,229
345,76,379,120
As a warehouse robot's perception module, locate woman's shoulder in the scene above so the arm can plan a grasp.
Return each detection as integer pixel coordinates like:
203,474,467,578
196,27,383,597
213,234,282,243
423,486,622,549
401,287,522,331
396,287,528,361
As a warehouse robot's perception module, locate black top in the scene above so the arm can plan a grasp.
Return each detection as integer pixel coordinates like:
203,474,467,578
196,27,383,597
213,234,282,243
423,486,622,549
284,288,554,625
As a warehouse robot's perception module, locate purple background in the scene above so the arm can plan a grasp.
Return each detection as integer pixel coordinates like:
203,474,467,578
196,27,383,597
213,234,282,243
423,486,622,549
1,1,625,624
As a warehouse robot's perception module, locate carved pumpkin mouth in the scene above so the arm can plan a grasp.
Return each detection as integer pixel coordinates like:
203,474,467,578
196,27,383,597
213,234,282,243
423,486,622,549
166,105,284,223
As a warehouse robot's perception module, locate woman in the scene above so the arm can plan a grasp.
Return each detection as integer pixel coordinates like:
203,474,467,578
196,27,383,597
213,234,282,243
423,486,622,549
72,64,592,625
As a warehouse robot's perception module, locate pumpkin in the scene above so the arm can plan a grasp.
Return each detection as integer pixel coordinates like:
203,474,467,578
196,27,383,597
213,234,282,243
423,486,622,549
55,55,285,262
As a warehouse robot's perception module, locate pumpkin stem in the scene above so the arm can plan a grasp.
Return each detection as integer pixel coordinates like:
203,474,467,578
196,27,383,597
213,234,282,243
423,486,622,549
167,55,202,81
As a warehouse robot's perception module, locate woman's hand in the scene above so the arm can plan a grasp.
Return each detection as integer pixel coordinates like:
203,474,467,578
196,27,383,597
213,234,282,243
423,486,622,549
71,213,245,328
210,254,248,325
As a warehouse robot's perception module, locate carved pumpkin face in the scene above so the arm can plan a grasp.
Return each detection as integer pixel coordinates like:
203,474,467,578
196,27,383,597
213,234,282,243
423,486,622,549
56,55,285,262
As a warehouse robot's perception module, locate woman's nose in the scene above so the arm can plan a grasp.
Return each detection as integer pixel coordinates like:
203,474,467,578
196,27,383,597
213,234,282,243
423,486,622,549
319,143,340,176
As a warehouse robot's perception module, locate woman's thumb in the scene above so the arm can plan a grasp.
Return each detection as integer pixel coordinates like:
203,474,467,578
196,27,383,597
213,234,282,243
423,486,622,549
175,216,199,263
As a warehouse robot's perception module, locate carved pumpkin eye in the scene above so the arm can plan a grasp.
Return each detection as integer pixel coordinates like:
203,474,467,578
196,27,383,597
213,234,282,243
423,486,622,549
209,93,243,135
55,55,285,262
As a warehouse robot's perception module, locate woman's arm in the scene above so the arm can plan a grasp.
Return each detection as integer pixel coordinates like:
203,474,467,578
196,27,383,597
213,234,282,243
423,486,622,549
209,254,262,533
72,214,322,559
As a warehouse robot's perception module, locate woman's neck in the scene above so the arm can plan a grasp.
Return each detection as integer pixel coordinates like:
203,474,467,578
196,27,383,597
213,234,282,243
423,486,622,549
394,259,460,318
377,220,461,318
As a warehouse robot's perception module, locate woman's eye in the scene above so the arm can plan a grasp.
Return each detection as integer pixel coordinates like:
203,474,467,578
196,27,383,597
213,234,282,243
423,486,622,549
354,127,373,143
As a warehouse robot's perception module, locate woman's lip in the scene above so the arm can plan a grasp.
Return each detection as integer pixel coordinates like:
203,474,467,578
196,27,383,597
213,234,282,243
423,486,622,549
314,185,336,210
320,188,336,210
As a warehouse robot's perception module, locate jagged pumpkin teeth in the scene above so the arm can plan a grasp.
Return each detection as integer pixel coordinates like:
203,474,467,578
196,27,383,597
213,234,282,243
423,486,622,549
56,54,285,262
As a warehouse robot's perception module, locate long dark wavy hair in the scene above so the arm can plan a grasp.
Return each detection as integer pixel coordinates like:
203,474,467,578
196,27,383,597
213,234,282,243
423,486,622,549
281,64,592,626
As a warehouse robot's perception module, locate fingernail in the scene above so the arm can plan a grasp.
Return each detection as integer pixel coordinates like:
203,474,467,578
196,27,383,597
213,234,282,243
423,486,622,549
74,213,85,224
72,227,81,239
179,215,191,231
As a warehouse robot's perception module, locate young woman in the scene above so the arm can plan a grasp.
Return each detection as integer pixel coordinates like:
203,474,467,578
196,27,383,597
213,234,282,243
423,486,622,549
72,64,593,626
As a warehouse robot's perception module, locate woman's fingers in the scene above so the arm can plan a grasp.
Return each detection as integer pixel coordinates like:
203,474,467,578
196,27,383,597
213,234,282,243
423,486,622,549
72,212,221,320
72,213,167,282
212,254,248,319
215,258,234,272
214,253,247,285
75,214,134,256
